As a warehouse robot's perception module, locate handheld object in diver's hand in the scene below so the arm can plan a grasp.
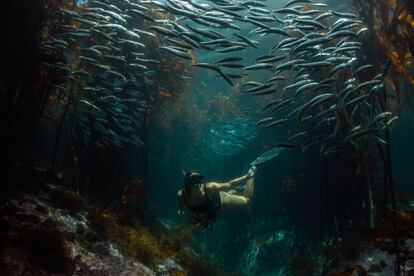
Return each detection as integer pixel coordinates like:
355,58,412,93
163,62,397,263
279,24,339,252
247,166,257,178
250,147,286,166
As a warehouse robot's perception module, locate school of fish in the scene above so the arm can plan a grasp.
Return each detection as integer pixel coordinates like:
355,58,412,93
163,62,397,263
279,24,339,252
42,0,397,154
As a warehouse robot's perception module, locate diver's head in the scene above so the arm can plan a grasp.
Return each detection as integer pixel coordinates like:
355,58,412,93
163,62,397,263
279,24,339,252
184,170,204,192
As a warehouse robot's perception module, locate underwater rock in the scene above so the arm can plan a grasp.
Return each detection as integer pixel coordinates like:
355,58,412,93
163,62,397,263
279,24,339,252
41,218,59,229
76,222,86,235
156,257,184,274
49,190,87,214
15,213,41,224
196,219,320,275
84,230,101,243
91,242,110,257
18,224,75,274
327,232,414,274
0,181,217,275
34,204,48,214
55,209,84,233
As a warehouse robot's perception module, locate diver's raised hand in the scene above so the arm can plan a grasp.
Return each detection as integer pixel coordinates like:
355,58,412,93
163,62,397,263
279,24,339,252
247,166,257,178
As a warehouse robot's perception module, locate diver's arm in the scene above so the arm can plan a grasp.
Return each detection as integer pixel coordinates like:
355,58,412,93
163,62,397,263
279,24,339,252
207,175,248,191
228,174,250,187
206,166,256,191
177,190,185,217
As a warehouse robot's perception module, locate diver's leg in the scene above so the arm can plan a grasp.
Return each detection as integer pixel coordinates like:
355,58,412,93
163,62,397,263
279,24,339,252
243,176,254,199
220,191,249,208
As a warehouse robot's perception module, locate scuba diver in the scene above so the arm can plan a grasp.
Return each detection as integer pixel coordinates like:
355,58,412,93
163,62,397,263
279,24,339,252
177,166,257,229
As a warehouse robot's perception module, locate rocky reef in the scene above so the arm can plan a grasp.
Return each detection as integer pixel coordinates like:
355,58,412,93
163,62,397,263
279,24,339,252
0,166,220,275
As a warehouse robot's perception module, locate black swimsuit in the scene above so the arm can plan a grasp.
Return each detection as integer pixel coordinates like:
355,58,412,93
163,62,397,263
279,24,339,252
183,183,221,217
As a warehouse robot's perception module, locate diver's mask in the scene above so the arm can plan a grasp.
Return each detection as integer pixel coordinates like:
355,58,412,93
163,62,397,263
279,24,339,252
184,171,204,186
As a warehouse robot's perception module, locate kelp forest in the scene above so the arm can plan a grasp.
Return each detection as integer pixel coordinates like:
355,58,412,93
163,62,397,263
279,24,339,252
0,0,414,275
